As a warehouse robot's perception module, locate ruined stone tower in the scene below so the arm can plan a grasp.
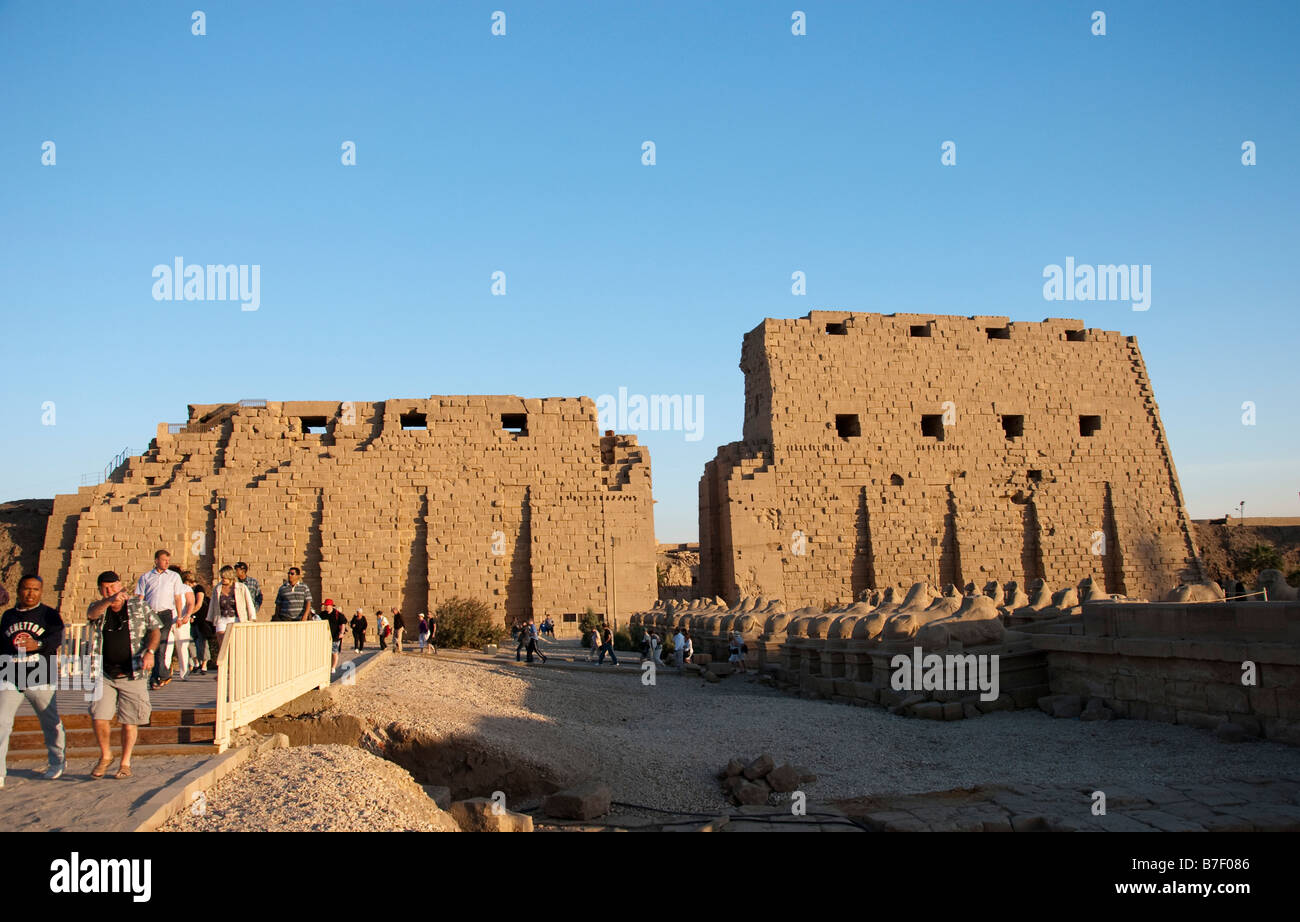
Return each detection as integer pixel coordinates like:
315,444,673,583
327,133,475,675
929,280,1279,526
699,311,1202,606
41,397,656,634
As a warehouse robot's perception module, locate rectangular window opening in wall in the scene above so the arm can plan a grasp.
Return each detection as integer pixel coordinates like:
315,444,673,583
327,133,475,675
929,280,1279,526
909,324,931,338
921,415,944,440
986,327,1011,340
835,414,861,438
825,322,847,335
1065,329,1087,342
1001,414,1024,439
1080,415,1102,437
299,416,328,435
501,413,528,436
562,613,577,623
1028,469,1042,482
400,412,427,430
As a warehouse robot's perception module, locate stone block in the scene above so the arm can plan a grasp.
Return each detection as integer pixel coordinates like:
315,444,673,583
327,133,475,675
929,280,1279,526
851,682,879,703
767,763,800,793
743,753,775,780
450,798,534,833
541,781,613,820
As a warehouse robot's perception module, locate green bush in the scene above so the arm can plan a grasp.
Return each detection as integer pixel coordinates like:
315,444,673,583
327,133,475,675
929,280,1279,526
433,597,508,649
1288,569,1300,589
1238,543,1283,574
578,607,602,648
614,631,634,651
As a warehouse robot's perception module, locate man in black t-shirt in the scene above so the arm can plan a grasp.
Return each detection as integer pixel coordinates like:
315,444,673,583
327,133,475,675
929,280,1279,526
0,574,67,785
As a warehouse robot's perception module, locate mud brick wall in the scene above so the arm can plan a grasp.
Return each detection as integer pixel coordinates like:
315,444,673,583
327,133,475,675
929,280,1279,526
40,397,656,635
700,311,1201,607
1036,601,1300,745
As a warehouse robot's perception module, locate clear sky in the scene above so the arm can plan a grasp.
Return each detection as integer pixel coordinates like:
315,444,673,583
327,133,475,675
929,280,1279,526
2,0,1296,541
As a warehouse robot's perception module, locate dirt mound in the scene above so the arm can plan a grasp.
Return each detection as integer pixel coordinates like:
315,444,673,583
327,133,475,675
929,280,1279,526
161,744,459,832
0,499,52,605
1193,523,1300,587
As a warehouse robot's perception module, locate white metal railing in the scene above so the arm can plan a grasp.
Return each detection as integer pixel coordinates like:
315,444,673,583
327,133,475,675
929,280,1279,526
213,621,331,752
58,624,91,676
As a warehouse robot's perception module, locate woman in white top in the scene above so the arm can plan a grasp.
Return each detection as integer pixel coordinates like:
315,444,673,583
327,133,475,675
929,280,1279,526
164,567,195,680
207,565,257,662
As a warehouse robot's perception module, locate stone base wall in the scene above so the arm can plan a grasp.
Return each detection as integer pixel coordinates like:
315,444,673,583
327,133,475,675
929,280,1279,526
1036,601,1300,745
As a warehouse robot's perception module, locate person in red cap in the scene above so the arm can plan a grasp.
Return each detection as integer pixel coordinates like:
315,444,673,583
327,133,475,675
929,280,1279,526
320,599,348,672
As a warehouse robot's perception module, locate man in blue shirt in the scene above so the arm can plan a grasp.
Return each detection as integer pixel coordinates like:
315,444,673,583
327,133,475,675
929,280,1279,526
273,567,313,622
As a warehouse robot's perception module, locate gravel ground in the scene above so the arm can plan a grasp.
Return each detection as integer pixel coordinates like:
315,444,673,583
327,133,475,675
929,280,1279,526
161,744,459,832
328,653,1300,814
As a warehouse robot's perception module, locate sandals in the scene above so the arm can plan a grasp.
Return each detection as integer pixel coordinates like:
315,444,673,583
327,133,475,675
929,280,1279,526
114,764,132,779
91,758,113,779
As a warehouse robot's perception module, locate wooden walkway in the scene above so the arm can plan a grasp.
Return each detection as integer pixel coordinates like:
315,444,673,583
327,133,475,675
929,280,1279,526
13,648,377,718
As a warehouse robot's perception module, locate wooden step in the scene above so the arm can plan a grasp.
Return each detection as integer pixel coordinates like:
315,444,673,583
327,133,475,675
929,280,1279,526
12,708,214,732
6,743,219,762
7,724,215,749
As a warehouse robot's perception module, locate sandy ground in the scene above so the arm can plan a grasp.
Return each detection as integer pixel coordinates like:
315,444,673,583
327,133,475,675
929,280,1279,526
325,652,1300,814
161,744,459,832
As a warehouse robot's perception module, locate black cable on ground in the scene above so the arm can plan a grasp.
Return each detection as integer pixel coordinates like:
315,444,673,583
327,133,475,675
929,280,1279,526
524,800,874,831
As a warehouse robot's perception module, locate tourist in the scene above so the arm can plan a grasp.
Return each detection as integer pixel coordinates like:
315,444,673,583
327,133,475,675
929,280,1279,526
377,611,389,650
673,626,686,668
0,574,66,786
207,566,256,662
682,630,694,664
164,565,194,681
525,619,547,664
234,562,262,617
185,571,213,675
729,629,747,674
416,612,429,653
598,624,619,666
588,626,601,662
515,620,529,662
137,549,186,690
427,616,437,655
392,608,405,653
273,567,313,622
322,599,347,672
638,630,652,664
85,570,163,779
350,609,367,651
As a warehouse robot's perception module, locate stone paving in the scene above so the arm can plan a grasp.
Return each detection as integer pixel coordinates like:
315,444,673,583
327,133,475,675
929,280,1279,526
834,777,1300,832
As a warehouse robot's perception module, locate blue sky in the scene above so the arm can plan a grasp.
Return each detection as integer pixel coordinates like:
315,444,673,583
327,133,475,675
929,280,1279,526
1,0,1296,541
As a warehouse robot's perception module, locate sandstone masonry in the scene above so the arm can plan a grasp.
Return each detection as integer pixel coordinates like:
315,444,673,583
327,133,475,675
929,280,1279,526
40,397,656,633
699,311,1202,606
